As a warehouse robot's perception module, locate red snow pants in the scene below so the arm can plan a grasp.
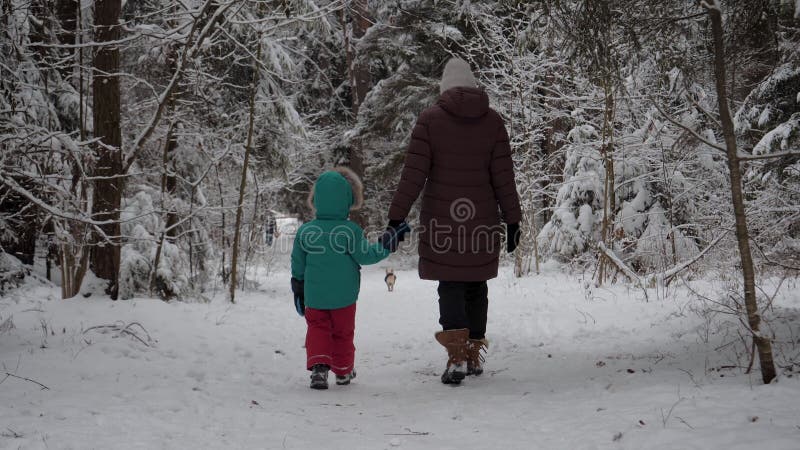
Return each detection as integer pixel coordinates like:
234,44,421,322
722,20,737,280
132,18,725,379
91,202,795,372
305,303,356,376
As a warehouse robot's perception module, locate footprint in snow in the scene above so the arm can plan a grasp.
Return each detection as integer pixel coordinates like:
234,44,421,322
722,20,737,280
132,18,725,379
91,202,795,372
186,369,206,382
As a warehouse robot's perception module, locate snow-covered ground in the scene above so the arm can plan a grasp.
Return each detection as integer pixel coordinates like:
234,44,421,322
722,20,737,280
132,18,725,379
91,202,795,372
2,247,800,449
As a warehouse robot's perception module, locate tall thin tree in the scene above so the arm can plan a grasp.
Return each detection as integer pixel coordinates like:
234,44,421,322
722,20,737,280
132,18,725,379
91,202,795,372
229,36,263,304
704,0,776,384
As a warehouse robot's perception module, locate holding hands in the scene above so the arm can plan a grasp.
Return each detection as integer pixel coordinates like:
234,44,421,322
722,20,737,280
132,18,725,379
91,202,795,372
380,220,411,252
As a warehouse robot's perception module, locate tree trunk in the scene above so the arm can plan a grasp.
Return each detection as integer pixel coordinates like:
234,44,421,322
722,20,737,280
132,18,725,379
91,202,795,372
216,165,229,284
163,38,181,241
229,38,262,304
57,219,90,299
55,0,78,81
91,0,123,299
707,4,776,384
344,0,371,227
149,120,178,299
597,81,616,286
347,0,371,117
149,32,181,300
242,178,261,291
540,115,568,227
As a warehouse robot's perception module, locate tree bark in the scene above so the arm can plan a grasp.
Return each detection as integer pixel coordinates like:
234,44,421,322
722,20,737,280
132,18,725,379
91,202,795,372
162,36,181,241
597,81,616,286
344,0,371,226
216,165,229,284
91,0,123,299
347,0,371,117
149,120,178,299
58,219,90,299
707,3,776,384
55,0,78,81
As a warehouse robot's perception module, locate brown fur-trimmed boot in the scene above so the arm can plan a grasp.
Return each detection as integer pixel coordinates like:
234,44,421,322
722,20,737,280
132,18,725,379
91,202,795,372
435,328,470,384
466,338,488,376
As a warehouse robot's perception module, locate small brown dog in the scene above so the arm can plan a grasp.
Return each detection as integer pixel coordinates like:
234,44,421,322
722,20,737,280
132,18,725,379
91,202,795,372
384,268,396,292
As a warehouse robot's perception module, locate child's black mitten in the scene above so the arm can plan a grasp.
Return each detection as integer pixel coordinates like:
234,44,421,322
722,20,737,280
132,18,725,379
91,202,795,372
290,277,305,316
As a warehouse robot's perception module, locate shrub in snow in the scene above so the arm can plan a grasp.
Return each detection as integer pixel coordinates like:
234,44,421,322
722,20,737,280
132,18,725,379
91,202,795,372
752,113,800,157
152,240,191,300
539,106,707,272
632,205,699,272
735,61,800,261
537,125,603,260
616,184,651,239
612,145,656,252
119,225,153,300
734,63,800,140
0,253,30,296
118,192,194,300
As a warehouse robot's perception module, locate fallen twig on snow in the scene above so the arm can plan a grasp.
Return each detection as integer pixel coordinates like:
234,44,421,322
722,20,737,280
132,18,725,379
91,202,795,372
83,321,155,347
1,428,23,438
675,416,694,430
1,372,50,390
385,428,430,436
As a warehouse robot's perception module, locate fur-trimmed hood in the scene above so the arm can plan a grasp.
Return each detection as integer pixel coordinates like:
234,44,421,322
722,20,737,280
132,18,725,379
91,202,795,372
307,167,364,219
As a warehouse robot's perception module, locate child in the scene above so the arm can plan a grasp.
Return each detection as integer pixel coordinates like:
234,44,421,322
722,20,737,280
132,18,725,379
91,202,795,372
290,167,409,389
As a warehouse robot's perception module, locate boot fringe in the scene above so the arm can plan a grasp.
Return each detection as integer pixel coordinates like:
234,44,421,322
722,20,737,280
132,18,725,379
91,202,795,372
466,338,488,376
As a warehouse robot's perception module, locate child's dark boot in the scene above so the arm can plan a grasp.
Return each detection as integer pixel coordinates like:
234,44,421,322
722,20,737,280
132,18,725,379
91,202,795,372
335,370,357,385
310,364,330,390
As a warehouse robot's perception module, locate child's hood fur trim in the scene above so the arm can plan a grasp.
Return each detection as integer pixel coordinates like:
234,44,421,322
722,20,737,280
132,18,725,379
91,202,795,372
306,166,364,212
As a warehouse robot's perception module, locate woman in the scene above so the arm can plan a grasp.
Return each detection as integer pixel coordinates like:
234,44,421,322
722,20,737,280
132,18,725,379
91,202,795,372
386,58,521,384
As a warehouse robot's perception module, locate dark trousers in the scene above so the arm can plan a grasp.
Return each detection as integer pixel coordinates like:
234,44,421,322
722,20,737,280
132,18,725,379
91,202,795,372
438,281,488,340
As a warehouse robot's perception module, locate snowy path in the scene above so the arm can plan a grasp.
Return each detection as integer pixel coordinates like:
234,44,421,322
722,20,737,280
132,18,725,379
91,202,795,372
2,264,799,450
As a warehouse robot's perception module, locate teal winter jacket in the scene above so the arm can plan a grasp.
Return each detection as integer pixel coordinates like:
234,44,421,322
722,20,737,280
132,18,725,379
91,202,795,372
291,170,390,310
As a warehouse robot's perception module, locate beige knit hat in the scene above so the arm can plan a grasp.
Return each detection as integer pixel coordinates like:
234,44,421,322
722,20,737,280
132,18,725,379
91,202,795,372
440,58,477,93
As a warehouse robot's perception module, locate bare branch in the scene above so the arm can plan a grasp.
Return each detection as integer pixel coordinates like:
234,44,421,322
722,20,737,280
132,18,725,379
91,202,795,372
651,100,727,152
737,150,800,161
124,0,237,172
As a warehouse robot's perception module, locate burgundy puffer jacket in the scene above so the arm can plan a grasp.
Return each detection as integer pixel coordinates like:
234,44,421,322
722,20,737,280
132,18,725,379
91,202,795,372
389,87,521,281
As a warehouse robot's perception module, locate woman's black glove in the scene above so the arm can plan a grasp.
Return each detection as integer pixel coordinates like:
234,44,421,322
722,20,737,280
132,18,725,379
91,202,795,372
290,277,305,316
380,221,411,252
506,223,521,254
387,220,408,242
